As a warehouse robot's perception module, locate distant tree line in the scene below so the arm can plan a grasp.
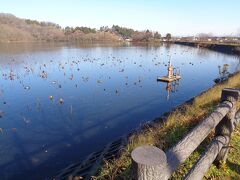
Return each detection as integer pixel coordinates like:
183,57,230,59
1,13,173,43
64,26,96,34
24,17,170,42
25,19,61,29
109,25,163,42
111,25,135,39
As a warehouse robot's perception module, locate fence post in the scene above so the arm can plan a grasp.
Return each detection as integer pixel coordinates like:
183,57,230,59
131,145,167,180
214,88,240,166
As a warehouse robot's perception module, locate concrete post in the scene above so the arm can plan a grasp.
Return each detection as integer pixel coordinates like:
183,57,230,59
131,145,167,180
214,88,240,165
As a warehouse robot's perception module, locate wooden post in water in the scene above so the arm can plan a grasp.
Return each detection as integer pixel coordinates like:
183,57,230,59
214,88,240,165
167,60,173,78
131,145,167,180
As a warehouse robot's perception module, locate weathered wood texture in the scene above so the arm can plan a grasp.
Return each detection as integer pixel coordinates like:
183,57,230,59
235,110,240,125
185,90,240,179
131,145,167,180
165,101,232,178
215,88,239,164
131,88,240,180
184,135,229,180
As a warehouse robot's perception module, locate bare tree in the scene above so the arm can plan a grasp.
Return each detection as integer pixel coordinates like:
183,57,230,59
166,33,172,41
154,32,161,39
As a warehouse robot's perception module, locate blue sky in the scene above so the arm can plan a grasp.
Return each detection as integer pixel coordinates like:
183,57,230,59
1,0,240,36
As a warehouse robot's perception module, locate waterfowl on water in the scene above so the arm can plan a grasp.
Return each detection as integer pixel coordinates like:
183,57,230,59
24,86,31,90
0,111,4,118
59,98,64,104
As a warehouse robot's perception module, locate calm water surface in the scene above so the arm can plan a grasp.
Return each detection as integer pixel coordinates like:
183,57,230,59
0,42,239,179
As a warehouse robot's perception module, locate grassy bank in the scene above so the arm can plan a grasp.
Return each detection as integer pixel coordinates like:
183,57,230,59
95,72,240,179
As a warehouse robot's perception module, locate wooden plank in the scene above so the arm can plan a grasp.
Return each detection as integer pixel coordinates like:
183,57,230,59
236,110,240,124
164,101,233,178
131,89,239,180
157,76,181,82
184,135,229,180
185,110,240,180
214,88,239,164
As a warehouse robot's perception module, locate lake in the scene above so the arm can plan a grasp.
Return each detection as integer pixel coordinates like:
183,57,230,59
0,42,239,179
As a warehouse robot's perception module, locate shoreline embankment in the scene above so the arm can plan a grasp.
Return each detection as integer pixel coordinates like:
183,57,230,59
174,41,240,55
96,71,240,179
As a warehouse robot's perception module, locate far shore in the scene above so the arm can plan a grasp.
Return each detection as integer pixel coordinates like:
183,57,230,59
174,40,240,55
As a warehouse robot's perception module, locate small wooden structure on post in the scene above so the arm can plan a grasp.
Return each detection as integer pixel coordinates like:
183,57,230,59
157,60,181,82
131,88,240,180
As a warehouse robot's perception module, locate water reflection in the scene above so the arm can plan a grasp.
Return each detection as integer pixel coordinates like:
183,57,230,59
0,43,239,179
236,57,240,71
165,81,180,100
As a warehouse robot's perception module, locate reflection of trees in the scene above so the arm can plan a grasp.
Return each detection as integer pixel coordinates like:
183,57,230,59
130,42,163,50
196,48,211,58
165,43,171,50
0,42,63,55
152,43,163,50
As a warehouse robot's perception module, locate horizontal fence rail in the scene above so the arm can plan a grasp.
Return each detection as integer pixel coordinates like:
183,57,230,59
131,88,240,180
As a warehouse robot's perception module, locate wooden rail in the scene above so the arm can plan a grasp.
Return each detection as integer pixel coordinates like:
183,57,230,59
131,88,240,180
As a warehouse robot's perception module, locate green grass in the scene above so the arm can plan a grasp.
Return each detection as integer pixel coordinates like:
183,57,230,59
205,125,240,180
93,72,240,180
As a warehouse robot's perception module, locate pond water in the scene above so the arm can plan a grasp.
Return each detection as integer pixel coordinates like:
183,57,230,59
0,42,239,179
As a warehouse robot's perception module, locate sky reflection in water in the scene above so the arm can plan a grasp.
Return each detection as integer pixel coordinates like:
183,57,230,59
0,42,239,179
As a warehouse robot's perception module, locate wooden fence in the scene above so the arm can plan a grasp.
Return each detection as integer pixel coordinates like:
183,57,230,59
131,88,240,180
